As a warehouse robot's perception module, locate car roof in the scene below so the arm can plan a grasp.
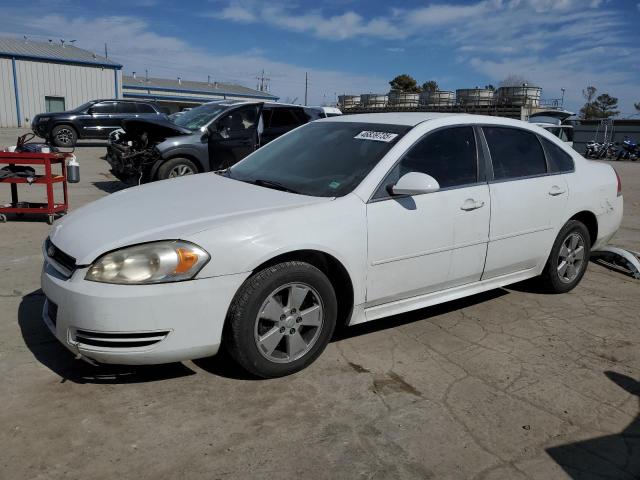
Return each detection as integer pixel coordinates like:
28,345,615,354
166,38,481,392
93,98,158,104
319,112,534,128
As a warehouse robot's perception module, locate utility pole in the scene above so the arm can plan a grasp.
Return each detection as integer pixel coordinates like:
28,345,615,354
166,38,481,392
256,70,270,92
304,72,308,106
104,42,108,59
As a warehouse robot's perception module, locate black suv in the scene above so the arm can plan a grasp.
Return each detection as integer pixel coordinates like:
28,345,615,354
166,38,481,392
31,99,167,147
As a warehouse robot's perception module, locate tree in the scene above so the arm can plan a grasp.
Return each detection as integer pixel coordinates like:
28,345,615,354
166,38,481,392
635,102,640,112
389,74,421,93
580,86,598,119
421,80,439,93
592,93,619,118
484,84,496,91
499,74,530,87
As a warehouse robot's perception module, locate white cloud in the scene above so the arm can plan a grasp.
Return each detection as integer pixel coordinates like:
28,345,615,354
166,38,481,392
0,13,387,105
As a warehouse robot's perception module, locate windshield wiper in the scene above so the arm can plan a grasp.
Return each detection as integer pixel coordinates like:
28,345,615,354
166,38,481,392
249,178,300,194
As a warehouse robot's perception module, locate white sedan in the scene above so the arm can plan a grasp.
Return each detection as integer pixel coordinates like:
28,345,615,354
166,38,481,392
41,113,623,377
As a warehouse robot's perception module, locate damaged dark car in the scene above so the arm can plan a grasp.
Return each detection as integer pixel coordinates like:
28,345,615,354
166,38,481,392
106,100,321,183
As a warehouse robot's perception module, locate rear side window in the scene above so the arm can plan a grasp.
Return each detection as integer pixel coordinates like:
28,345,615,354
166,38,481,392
374,126,478,198
539,136,574,173
269,108,303,128
483,127,547,180
137,103,156,114
116,102,138,114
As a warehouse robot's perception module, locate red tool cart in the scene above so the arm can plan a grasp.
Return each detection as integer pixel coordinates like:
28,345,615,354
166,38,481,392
0,151,72,224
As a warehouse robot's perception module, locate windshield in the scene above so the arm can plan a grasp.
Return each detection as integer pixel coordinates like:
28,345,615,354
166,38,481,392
229,121,410,197
172,103,230,130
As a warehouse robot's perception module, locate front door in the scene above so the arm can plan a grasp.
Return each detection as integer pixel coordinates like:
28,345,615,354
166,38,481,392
366,126,490,306
209,104,262,170
480,126,569,279
79,101,119,138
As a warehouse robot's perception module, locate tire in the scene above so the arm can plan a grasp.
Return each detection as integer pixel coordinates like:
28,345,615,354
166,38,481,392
51,125,77,147
540,220,591,294
156,158,198,180
224,261,337,378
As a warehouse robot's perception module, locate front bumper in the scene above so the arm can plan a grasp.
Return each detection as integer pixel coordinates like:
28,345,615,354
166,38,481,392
41,259,250,365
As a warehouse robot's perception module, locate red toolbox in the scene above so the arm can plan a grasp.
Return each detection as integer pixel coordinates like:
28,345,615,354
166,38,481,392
0,151,72,224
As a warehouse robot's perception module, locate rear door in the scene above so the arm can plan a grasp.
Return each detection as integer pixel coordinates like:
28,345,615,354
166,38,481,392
481,126,569,279
209,104,263,169
114,101,139,126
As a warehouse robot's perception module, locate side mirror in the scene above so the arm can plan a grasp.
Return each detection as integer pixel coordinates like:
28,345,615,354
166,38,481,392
391,172,440,196
87,108,94,115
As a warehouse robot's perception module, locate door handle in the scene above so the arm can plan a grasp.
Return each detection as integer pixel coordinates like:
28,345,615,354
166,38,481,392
548,185,566,196
460,199,485,211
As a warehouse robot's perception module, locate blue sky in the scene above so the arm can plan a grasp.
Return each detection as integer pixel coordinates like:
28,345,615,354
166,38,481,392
1,0,639,114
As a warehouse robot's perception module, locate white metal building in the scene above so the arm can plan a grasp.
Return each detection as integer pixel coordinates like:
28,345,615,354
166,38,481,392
0,37,122,128
122,74,278,113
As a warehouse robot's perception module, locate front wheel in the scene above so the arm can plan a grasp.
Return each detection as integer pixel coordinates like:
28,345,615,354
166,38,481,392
51,125,77,147
156,158,198,180
540,220,591,293
224,261,337,378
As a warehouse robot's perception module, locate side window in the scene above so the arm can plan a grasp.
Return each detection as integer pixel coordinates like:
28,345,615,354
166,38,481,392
137,103,156,114
269,108,300,129
374,126,478,199
116,102,138,114
220,106,259,136
483,127,547,180
91,102,116,114
539,136,574,173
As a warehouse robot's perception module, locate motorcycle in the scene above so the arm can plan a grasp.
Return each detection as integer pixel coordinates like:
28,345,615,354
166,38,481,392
616,137,639,161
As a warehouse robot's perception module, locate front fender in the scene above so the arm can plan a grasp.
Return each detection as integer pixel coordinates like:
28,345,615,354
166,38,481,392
189,195,368,305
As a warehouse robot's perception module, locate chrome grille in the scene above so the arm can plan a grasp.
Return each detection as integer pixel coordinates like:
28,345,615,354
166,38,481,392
73,330,170,349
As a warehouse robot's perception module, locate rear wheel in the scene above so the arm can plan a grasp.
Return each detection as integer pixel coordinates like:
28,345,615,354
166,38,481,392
540,220,591,293
156,158,198,180
224,261,337,378
51,125,77,147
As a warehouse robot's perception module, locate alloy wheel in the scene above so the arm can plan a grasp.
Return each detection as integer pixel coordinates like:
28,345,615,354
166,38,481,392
168,164,195,177
56,128,74,146
557,232,585,283
254,283,324,363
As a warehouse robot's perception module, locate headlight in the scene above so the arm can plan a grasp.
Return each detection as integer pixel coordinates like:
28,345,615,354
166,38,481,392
85,240,210,285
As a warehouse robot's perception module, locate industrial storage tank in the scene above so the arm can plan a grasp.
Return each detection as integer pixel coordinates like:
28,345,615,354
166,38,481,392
388,90,420,107
456,88,494,106
338,95,361,109
361,94,388,108
496,86,541,107
420,90,455,106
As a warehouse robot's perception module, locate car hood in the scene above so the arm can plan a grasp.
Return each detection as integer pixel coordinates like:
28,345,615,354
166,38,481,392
48,174,329,265
121,118,193,137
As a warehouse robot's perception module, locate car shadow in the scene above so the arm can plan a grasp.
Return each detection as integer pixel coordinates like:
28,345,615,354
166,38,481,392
333,288,508,341
19,288,513,383
75,141,108,148
18,290,196,384
92,180,130,194
546,371,640,479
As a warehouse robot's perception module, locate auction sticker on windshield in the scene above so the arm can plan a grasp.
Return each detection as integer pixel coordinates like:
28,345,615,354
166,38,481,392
354,131,399,142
